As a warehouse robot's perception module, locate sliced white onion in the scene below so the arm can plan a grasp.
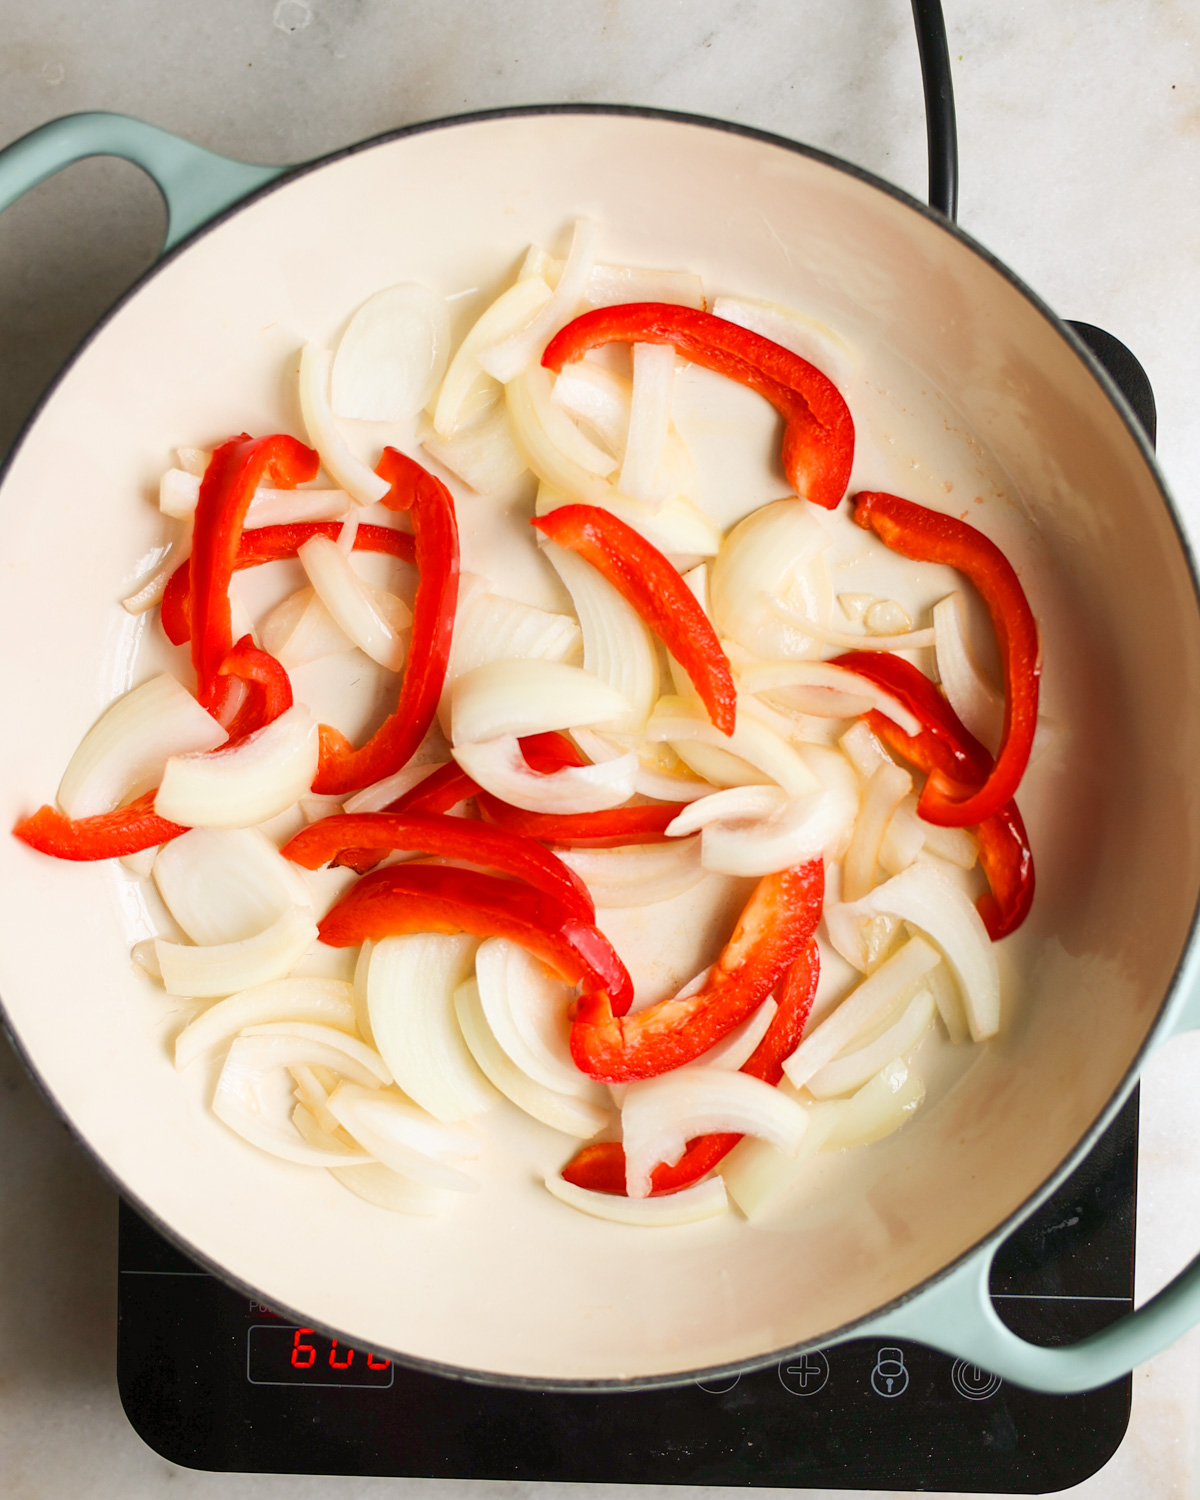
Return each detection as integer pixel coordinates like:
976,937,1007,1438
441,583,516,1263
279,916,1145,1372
212,1032,384,1166
842,762,913,902
934,591,1004,752
159,469,348,526
298,534,410,671
544,544,659,733
454,978,611,1138
153,827,313,945
721,1063,923,1217
326,1081,479,1191
329,1162,456,1215
738,660,921,736
506,365,623,506
697,753,859,878
289,1063,347,1137
155,705,320,828
156,906,319,998
159,466,201,517
343,761,443,814
619,343,676,504
878,800,926,876
57,673,227,819
782,935,941,1090
292,1100,364,1157
452,735,637,814
176,445,210,476
854,863,1000,1041
916,810,979,869
450,659,630,746
583,264,705,309
710,295,857,393
573,728,717,804
621,1066,809,1198
420,401,529,493
364,934,493,1122
839,720,893,780
433,275,553,436
477,217,599,382
765,593,936,652
806,988,936,1099
444,582,582,714
122,521,194,615
818,1058,926,1151
330,282,450,421
545,1173,728,1225
473,938,604,1100
646,697,819,797
260,587,354,669
669,739,773,789
557,837,705,908
697,997,777,1071
298,343,389,506
927,960,970,1045
536,481,721,558
121,847,158,879
241,1021,392,1084
709,499,832,661
551,360,630,452
666,785,788,837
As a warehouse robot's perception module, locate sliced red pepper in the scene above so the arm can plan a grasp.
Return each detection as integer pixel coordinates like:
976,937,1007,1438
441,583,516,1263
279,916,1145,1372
188,435,318,711
13,791,188,861
570,858,824,1082
852,490,1040,826
217,635,293,744
317,864,632,1014
533,504,736,735
542,303,854,510
313,450,459,796
561,939,820,1195
477,796,688,848
834,650,1035,940
518,731,590,773
281,811,594,920
385,762,481,815
161,521,415,646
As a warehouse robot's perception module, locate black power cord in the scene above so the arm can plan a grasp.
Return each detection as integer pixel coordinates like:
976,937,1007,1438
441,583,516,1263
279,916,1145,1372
910,0,959,221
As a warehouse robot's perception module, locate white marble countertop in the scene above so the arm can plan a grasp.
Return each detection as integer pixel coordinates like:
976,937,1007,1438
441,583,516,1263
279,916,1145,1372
4,2,1200,1496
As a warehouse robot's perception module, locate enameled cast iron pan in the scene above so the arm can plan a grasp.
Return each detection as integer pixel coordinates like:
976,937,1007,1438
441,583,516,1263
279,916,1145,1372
2,18,1200,1394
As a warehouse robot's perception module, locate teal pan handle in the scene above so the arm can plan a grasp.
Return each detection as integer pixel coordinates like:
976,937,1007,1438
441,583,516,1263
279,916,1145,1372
0,111,287,252
851,936,1200,1393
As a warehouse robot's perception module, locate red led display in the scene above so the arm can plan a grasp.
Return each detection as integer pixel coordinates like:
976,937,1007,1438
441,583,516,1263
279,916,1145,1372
247,1325,394,1388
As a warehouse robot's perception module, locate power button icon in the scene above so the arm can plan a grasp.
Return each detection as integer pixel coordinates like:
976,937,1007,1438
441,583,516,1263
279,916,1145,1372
870,1347,909,1398
951,1359,1003,1401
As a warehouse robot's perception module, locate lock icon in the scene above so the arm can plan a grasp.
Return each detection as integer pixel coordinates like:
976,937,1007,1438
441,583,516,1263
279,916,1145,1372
870,1346,909,1398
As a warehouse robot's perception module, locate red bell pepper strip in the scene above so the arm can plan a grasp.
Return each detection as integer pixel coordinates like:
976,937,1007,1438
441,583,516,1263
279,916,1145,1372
188,434,318,711
317,864,633,1014
14,791,188,861
852,491,1041,827
561,938,820,1195
161,522,415,646
385,762,481,815
570,858,824,1082
217,636,294,744
833,650,1034,940
313,449,459,796
533,505,736,735
518,731,590,772
542,304,854,510
477,796,688,848
281,811,594,920
334,737,577,875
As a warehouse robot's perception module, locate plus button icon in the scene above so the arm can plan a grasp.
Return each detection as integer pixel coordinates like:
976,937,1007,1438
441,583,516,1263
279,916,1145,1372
778,1351,830,1396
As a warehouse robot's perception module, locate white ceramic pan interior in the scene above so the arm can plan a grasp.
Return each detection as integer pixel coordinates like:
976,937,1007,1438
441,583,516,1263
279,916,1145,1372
1,112,1198,1384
